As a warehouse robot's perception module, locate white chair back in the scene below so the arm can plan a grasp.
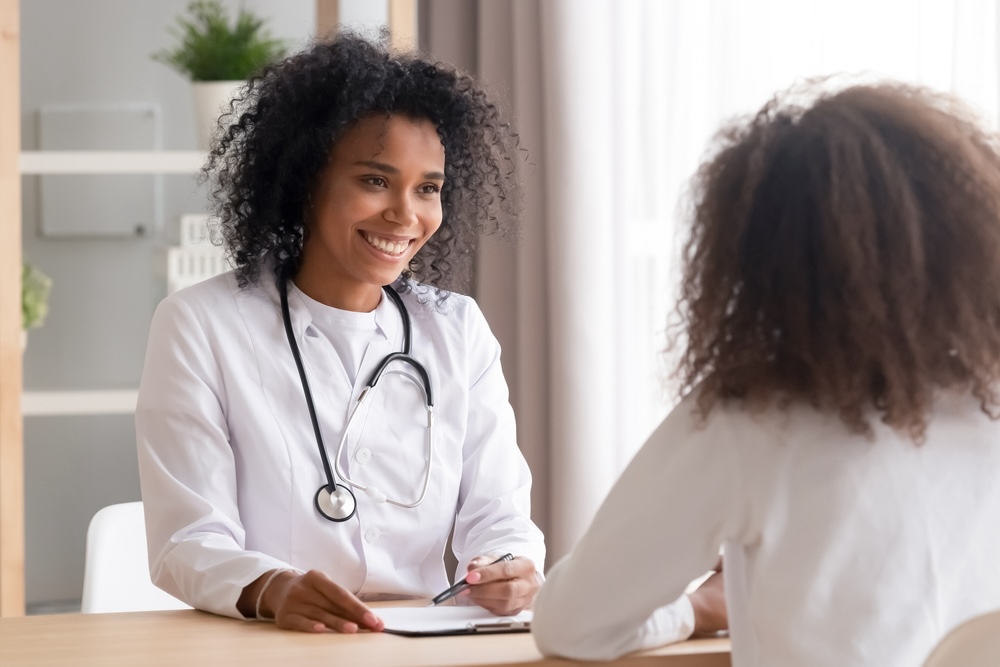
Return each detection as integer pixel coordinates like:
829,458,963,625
81,501,190,613
923,609,1000,667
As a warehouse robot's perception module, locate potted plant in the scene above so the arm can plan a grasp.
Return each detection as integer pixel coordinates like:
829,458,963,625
153,0,286,148
22,262,52,352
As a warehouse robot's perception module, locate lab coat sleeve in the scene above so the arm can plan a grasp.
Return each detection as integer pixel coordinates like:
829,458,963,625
136,293,292,619
532,397,746,660
449,300,546,577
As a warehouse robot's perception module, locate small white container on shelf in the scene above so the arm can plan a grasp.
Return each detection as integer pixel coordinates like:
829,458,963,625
161,214,231,294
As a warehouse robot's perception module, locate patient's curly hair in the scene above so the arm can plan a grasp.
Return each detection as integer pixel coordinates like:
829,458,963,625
206,31,521,293
673,81,1000,441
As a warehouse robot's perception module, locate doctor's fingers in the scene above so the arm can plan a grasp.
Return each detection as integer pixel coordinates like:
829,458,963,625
275,593,384,634
276,571,383,633
465,563,540,616
276,603,379,634
465,578,537,617
465,555,535,584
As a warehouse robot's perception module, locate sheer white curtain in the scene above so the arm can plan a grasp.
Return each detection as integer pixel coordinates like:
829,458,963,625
426,0,1000,562
611,0,1000,464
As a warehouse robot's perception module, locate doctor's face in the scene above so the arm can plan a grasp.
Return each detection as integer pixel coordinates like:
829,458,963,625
296,114,446,312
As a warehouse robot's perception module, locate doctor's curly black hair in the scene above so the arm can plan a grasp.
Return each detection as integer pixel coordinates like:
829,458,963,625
205,31,521,292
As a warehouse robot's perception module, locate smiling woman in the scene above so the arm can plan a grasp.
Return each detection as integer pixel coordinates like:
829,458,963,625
134,31,545,634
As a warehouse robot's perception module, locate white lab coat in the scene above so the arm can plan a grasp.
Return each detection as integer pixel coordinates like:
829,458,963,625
136,269,545,619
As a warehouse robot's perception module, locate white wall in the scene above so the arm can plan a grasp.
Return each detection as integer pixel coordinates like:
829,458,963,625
339,0,389,34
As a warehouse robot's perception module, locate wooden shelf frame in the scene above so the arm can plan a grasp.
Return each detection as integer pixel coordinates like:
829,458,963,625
1,0,25,617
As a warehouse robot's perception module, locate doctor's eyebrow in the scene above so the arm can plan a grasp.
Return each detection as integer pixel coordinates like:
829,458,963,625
354,160,445,181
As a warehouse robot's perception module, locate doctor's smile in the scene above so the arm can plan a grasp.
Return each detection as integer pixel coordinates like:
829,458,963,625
362,232,412,257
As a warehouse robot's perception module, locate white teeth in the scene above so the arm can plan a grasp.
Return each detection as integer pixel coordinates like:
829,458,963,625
364,233,409,256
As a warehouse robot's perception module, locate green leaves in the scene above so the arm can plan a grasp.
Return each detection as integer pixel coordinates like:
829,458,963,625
22,263,52,331
152,0,286,81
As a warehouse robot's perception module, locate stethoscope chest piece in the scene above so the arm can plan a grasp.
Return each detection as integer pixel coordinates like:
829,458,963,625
315,483,358,522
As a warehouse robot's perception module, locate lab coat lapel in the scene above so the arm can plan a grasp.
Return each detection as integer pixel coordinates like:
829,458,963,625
231,274,337,494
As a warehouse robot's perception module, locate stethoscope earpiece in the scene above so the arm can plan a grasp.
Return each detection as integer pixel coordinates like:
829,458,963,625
315,484,358,522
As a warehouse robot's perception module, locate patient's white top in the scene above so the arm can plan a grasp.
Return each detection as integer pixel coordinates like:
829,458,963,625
533,391,1000,666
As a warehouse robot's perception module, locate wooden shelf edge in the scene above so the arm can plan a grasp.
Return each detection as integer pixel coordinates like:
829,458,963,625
18,151,206,174
21,390,138,417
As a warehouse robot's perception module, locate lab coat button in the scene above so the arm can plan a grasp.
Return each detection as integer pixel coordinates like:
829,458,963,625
356,448,372,465
365,527,381,543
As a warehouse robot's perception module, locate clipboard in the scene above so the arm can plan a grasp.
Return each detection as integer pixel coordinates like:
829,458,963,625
377,606,533,637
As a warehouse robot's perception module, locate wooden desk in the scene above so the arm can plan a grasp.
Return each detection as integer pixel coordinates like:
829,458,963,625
0,609,731,667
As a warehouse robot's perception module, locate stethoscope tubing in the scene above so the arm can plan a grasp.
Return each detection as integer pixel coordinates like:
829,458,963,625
279,278,342,501
279,276,435,521
332,374,434,509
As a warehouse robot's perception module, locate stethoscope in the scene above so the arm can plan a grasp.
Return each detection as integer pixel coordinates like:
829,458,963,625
279,277,435,523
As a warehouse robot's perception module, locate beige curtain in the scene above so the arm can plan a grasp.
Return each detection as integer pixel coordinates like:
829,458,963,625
421,0,625,563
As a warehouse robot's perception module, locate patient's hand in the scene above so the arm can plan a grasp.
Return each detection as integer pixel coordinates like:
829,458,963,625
688,559,727,637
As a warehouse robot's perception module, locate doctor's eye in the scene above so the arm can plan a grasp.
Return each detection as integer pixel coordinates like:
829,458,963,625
362,176,389,188
418,183,442,196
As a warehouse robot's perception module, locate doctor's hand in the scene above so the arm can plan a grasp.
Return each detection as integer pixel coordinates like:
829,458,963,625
461,555,539,616
240,569,385,634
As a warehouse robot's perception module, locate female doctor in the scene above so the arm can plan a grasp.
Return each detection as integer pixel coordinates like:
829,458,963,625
135,33,545,634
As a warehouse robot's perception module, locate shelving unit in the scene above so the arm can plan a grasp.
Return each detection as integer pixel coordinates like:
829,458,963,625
2,0,419,617
18,150,204,418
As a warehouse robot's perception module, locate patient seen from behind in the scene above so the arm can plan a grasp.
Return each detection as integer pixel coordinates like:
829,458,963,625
533,81,1000,666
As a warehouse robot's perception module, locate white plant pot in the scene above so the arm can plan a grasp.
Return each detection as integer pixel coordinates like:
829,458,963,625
191,80,245,150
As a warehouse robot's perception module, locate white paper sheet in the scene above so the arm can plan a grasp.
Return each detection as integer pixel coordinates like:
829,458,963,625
376,606,533,636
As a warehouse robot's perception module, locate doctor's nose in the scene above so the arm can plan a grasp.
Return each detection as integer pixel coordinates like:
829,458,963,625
383,194,418,227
